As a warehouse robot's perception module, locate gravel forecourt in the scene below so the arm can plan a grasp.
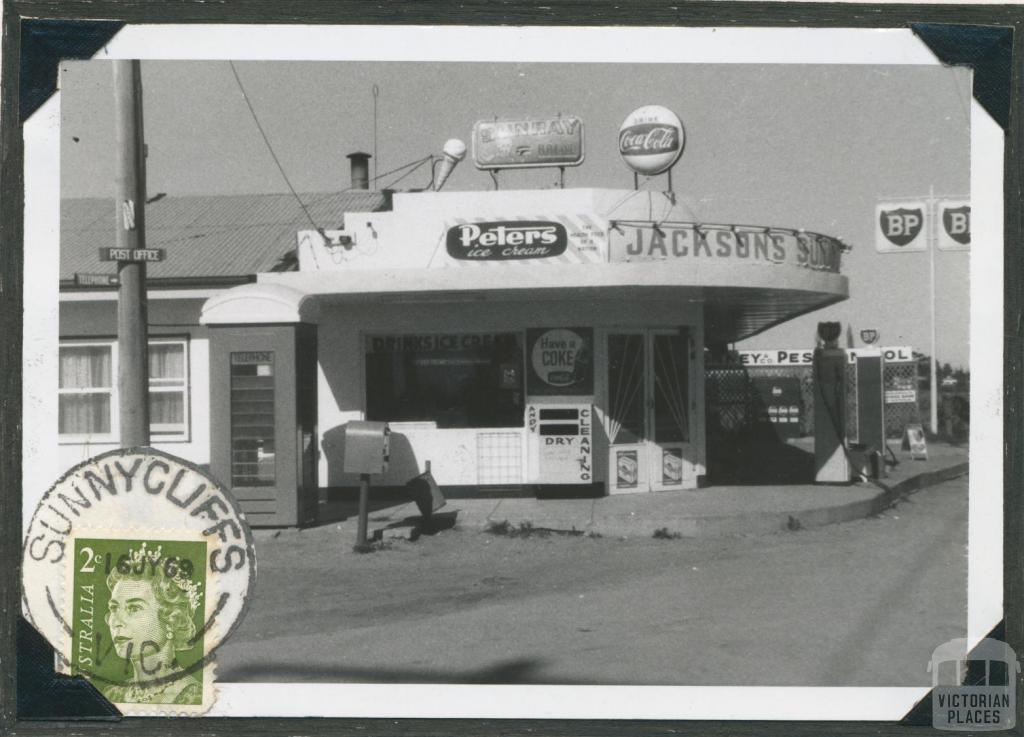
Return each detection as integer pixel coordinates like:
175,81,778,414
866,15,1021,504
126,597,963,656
218,476,968,686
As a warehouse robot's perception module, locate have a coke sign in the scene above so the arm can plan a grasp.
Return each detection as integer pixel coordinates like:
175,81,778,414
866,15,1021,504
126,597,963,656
618,105,685,176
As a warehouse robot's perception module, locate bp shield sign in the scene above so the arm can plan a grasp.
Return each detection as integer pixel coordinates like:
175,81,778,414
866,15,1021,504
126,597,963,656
876,203,927,252
938,200,970,251
860,329,879,345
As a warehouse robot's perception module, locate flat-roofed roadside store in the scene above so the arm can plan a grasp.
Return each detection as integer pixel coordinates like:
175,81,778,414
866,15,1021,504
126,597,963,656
196,185,848,524
59,157,849,527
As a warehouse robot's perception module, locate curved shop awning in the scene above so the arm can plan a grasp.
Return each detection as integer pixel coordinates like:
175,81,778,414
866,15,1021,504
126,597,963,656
228,257,847,343
200,282,319,325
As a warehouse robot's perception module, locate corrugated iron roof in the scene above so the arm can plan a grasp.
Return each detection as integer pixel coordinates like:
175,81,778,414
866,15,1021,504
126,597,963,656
61,191,389,282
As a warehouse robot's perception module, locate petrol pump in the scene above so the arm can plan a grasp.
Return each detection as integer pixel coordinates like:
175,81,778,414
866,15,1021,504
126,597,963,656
813,322,849,483
852,347,886,477
524,328,595,487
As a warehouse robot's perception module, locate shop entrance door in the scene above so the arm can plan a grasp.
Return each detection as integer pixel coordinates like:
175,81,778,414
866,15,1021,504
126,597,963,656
606,329,694,493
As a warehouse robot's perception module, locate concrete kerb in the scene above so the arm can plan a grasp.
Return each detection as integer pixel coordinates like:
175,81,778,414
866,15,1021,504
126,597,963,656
867,461,971,513
463,461,970,540
302,454,970,544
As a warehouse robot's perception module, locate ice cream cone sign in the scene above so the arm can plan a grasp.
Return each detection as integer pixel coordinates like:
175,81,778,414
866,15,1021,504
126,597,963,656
435,139,467,191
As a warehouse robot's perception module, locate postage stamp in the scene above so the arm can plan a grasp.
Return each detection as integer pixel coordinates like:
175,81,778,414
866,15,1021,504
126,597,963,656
21,448,255,715
69,536,210,710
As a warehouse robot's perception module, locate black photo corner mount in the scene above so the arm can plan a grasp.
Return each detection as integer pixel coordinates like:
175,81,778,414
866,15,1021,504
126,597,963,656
16,18,122,715
897,23,1014,726
911,23,1013,131
20,19,124,123
899,620,1007,727
17,616,121,720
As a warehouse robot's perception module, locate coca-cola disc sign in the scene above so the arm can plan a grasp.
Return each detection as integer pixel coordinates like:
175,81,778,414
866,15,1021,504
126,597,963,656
618,105,685,176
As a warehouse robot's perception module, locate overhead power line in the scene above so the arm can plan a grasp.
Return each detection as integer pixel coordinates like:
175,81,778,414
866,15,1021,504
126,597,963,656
228,62,436,232
380,156,433,191
228,60,323,234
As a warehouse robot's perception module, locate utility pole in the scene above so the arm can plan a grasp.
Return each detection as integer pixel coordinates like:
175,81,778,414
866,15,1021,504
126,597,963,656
928,186,939,435
113,60,150,446
372,84,379,185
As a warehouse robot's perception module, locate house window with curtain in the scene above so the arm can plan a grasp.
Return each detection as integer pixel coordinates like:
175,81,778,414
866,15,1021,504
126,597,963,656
58,343,115,440
58,338,190,443
148,340,189,439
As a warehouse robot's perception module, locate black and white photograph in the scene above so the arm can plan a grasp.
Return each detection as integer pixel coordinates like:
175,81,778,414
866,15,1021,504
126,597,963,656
14,21,1009,723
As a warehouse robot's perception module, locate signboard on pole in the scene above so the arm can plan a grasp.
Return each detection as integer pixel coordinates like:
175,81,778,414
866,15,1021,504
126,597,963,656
875,193,964,436
875,201,928,252
99,247,165,262
74,273,120,287
937,199,970,251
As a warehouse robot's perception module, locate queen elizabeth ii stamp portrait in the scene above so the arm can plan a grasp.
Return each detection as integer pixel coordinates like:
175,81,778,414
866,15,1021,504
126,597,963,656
22,448,256,715
70,538,208,708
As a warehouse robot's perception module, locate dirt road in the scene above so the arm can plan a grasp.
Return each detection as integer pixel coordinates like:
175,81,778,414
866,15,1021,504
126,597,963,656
218,476,967,686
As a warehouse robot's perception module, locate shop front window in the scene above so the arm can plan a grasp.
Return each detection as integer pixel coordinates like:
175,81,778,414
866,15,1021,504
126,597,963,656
366,332,524,428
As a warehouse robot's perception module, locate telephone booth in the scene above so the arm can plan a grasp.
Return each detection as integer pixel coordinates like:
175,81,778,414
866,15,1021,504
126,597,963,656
208,323,319,526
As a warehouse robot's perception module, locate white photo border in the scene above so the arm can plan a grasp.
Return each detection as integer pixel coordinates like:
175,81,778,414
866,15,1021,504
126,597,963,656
21,23,1002,721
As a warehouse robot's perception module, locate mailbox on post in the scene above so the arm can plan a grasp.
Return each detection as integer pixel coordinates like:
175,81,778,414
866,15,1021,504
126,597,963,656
343,420,390,550
343,420,390,475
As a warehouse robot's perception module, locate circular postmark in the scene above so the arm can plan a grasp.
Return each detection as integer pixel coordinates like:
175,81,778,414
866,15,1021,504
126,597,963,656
22,448,255,712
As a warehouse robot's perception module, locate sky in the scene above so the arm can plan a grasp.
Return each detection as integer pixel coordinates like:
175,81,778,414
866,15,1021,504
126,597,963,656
60,60,973,367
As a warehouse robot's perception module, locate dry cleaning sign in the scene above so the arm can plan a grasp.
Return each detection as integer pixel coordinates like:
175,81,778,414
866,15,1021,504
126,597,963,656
527,328,593,395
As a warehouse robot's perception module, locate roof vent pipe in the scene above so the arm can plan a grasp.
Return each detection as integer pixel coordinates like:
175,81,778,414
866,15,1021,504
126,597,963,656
347,151,372,190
